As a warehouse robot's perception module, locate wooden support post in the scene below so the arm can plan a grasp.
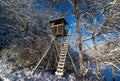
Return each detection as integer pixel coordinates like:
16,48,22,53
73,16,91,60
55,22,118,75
52,44,59,64
45,57,51,70
68,51,77,75
45,47,52,70
31,40,54,74
54,41,60,56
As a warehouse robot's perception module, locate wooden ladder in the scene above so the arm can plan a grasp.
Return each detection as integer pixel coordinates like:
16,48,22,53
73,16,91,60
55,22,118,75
55,30,71,78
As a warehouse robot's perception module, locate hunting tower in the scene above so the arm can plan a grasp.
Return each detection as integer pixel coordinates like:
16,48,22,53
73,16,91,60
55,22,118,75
49,18,68,36
32,18,73,78
49,18,71,78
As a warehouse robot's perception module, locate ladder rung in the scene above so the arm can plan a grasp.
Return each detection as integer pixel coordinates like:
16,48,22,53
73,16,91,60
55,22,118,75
60,56,66,59
64,41,68,44
62,47,67,49
59,62,65,65
55,72,63,76
57,68,64,72
63,47,68,49
61,51,67,53
63,43,68,45
60,59,66,62
58,64,64,68
61,50,67,52
60,53,67,56
63,45,68,47
64,41,68,43
62,49,67,51
63,46,68,48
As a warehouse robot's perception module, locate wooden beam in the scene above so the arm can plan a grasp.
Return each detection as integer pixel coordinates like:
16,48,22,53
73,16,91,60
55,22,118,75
32,40,54,74
68,50,77,75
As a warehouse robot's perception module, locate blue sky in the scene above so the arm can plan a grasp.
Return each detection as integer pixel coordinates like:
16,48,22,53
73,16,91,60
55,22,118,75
65,13,105,47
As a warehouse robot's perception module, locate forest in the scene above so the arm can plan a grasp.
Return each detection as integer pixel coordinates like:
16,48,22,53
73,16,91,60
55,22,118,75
0,0,120,81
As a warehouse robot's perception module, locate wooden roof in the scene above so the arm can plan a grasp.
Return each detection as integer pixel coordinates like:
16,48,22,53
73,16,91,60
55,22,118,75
49,17,68,25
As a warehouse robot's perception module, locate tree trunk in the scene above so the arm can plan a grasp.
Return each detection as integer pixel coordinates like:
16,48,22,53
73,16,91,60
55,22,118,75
73,0,84,76
92,32,100,79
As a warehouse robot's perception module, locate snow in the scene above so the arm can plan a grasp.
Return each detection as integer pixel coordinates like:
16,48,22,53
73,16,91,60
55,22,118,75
0,60,76,81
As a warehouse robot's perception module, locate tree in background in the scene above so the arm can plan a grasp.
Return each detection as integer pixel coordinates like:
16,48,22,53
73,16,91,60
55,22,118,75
0,0,63,67
0,0,119,80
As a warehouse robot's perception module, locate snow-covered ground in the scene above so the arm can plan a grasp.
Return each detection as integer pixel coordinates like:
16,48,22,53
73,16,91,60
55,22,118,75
0,60,76,81
1,59,120,81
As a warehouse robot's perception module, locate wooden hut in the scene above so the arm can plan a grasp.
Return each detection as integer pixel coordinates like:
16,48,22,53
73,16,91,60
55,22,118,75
49,18,68,36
